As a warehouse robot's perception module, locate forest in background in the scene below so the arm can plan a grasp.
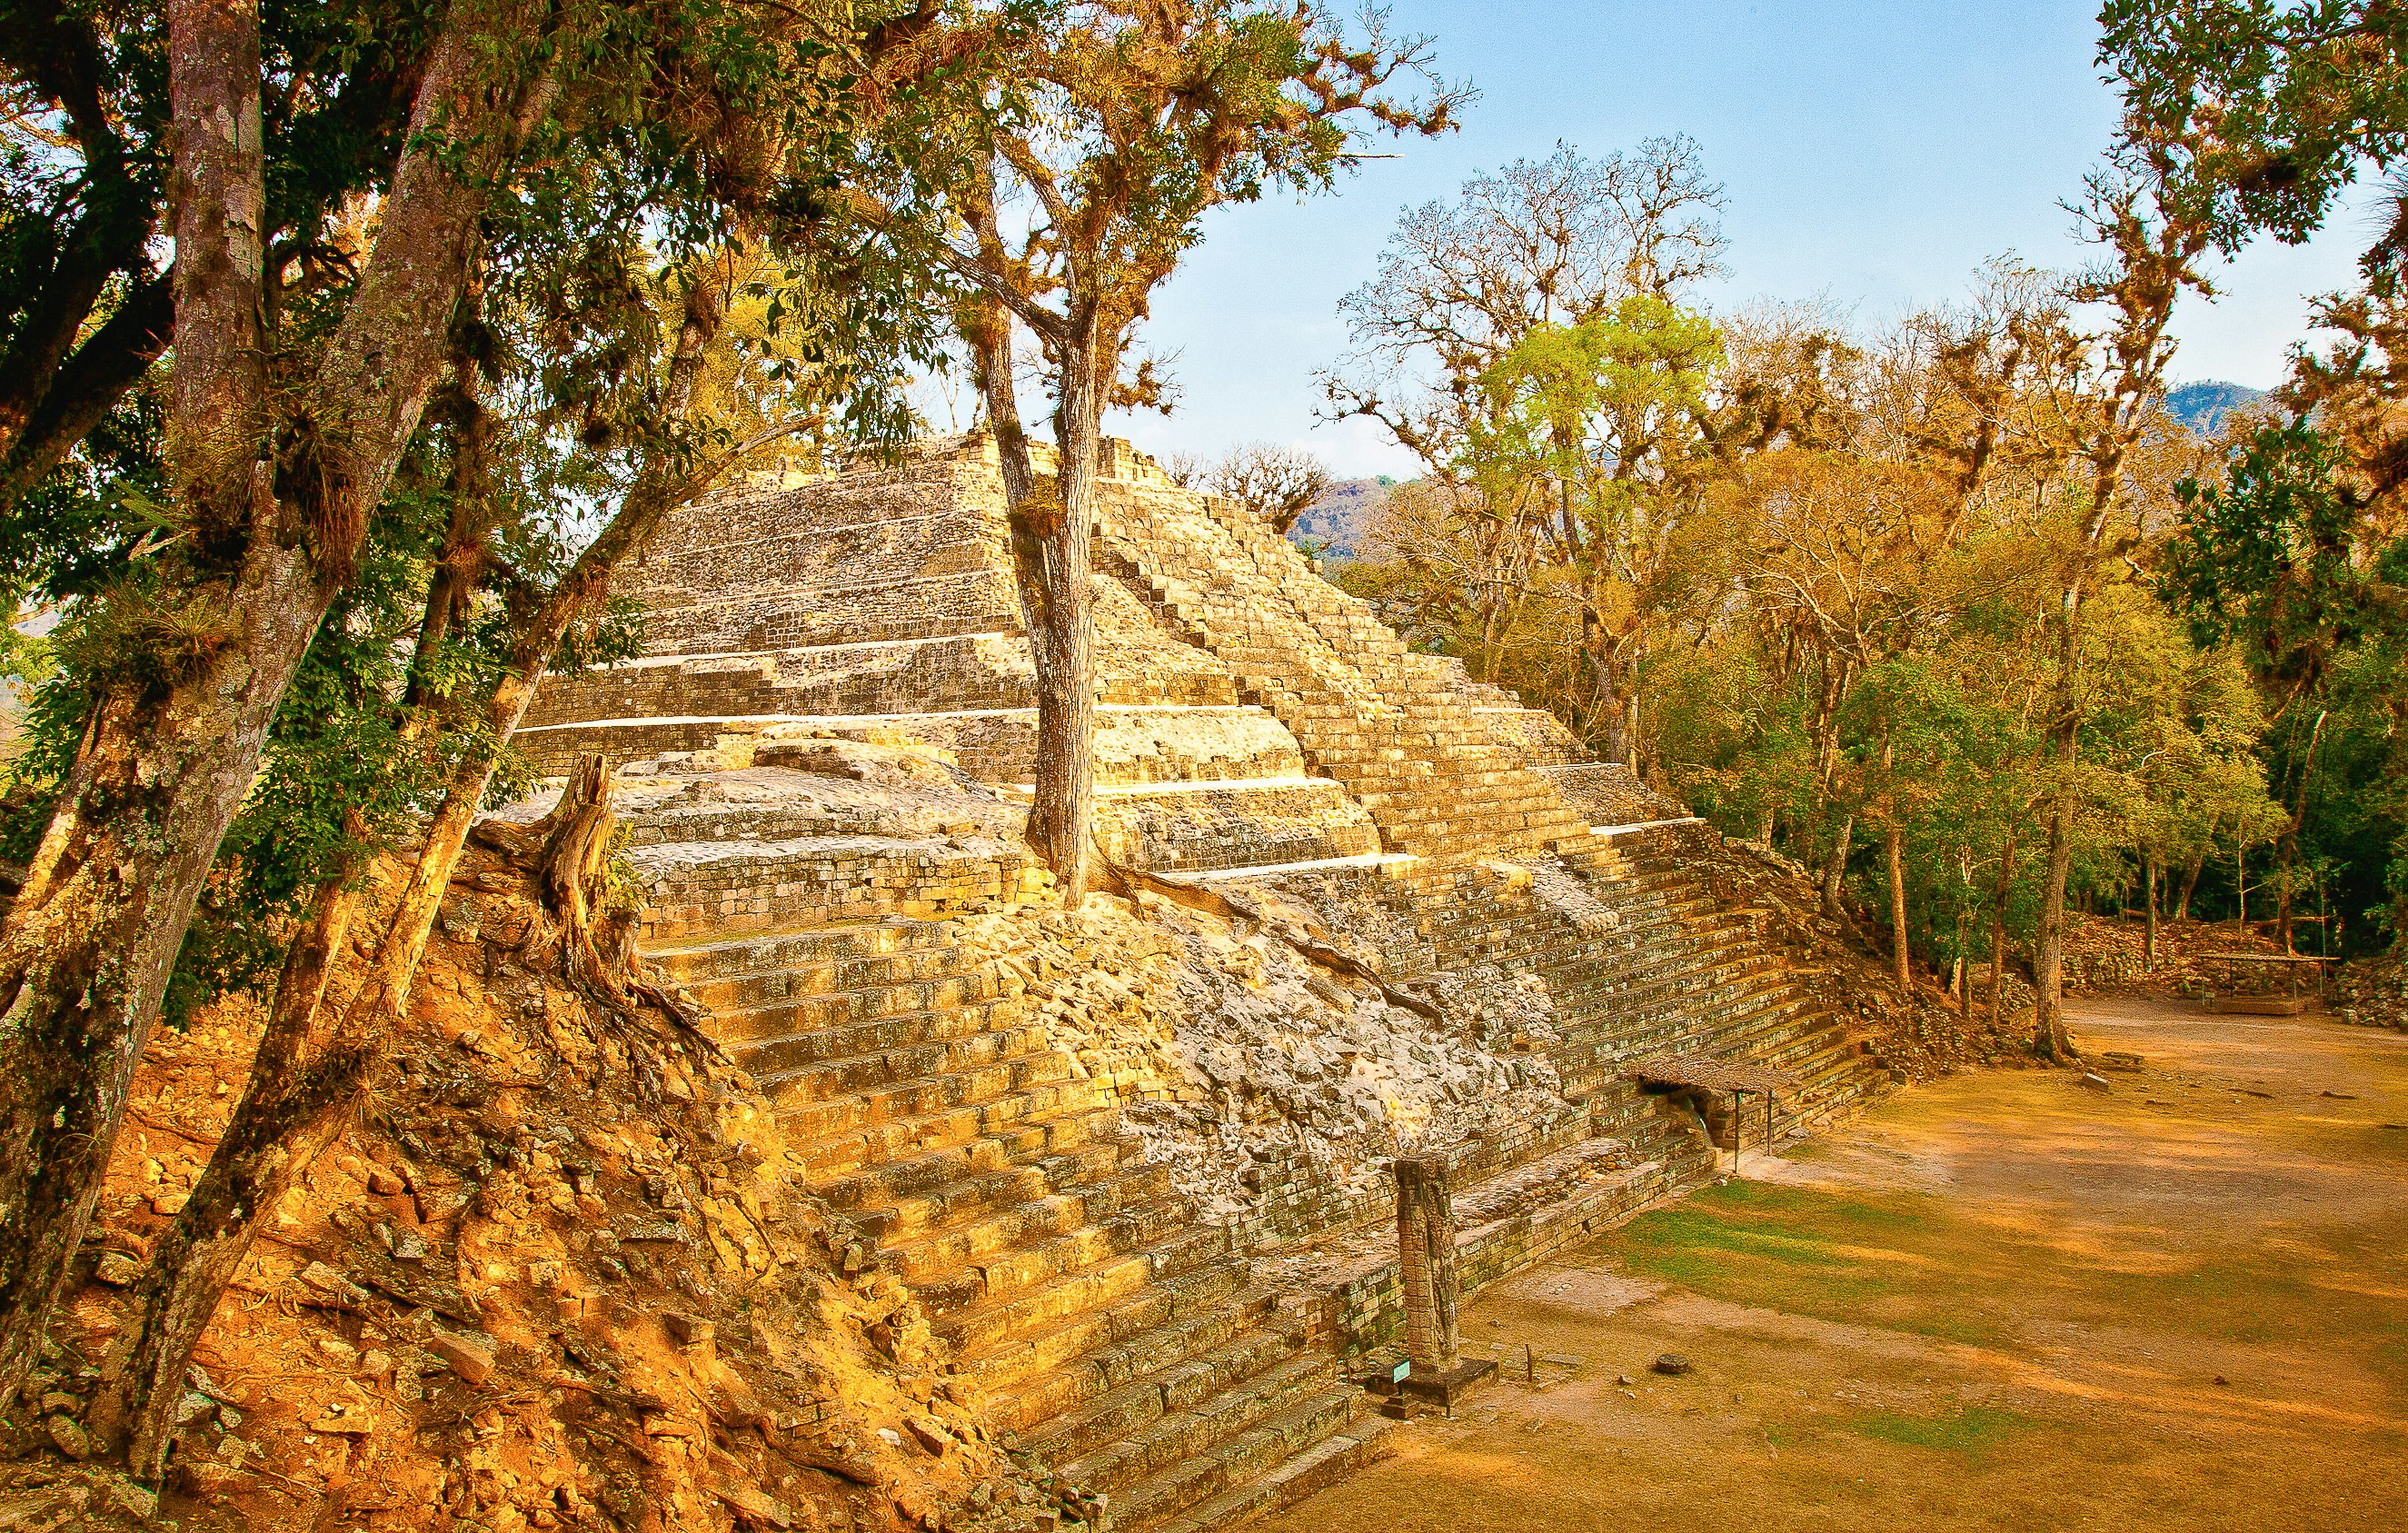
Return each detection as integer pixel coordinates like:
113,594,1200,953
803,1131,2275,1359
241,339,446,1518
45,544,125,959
1305,47,2408,992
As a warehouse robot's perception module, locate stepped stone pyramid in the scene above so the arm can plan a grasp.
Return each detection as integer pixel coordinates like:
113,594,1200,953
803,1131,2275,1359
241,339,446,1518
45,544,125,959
517,434,1896,1531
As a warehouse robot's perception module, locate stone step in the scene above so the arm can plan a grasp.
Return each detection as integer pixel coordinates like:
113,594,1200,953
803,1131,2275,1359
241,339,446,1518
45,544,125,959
880,1165,1182,1281
730,999,1033,1068
1089,779,1384,875
1104,1383,1368,1533
1576,996,1816,1072
626,832,1039,938
629,571,1021,657
1054,1346,1336,1498
648,917,960,981
1149,1416,1395,1533
815,1119,1126,1209
932,1224,1235,1353
688,955,1002,1013
789,1080,1112,1180
910,1204,1211,1317
844,1140,1148,1241
719,1000,1035,1070
1096,498,1589,862
522,633,1037,731
967,1262,1257,1409
992,1285,1281,1436
760,1044,1077,1116
1034,1325,1313,1477
703,961,1010,1030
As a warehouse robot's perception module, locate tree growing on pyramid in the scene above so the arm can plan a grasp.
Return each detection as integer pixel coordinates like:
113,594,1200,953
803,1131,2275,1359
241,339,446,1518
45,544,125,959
854,0,1463,901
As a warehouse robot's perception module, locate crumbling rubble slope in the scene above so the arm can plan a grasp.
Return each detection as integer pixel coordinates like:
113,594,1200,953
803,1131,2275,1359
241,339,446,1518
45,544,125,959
1,841,1032,1533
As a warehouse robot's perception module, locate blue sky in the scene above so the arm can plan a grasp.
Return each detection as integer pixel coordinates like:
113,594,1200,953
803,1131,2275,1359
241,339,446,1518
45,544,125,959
1063,0,2373,478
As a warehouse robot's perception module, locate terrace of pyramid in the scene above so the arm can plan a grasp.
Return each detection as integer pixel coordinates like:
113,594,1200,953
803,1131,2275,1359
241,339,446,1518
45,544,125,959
512,432,1913,1532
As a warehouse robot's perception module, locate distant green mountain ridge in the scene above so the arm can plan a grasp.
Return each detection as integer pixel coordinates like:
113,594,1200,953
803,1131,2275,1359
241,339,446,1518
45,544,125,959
1290,476,1392,558
2166,381,2269,433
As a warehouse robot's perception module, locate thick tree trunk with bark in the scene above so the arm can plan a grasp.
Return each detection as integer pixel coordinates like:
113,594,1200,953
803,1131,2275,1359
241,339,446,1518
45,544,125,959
0,545,322,1409
0,3,555,1408
90,267,726,1468
1024,327,1100,904
0,17,294,1399
958,208,1097,909
94,875,363,1472
2176,854,2201,921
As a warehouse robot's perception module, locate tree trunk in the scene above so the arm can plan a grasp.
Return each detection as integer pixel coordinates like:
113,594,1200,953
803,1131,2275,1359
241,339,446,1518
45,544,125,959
1821,814,1854,918
0,4,554,1408
2032,589,2081,1063
2144,855,2159,969
164,0,268,542
1025,324,1100,904
0,552,326,1411
1886,819,1910,987
2274,711,2326,958
94,265,729,1467
1579,606,1629,767
1477,598,1507,685
960,189,1095,906
2176,854,2202,921
1988,828,2017,1024
0,275,174,523
1955,918,1972,1026
94,874,363,1473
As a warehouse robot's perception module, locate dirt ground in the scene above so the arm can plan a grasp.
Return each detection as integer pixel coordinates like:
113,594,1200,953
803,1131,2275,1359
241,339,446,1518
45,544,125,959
1262,999,2408,1532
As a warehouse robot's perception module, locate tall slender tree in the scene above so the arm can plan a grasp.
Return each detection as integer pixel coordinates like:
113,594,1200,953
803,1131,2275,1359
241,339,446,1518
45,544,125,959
2026,156,2214,1060
862,0,1458,901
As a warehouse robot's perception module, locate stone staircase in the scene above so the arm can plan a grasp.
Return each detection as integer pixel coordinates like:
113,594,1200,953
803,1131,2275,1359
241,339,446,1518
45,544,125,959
1349,827,1886,1148
1578,825,1894,1139
650,912,1392,1532
1094,485,1591,861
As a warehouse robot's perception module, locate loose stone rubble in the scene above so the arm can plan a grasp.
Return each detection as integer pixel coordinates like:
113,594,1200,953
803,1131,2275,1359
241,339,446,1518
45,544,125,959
4,842,1031,1533
2335,950,2408,1030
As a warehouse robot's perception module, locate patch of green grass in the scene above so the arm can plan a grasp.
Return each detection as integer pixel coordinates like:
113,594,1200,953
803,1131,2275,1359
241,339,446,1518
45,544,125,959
1688,1178,1936,1233
1843,1404,2035,1459
1618,1208,1856,1269
1605,1181,2022,1350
